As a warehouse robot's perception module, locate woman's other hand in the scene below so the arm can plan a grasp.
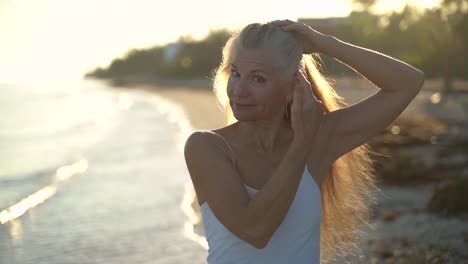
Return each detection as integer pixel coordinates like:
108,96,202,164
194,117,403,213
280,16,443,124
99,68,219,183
290,70,325,152
269,19,328,54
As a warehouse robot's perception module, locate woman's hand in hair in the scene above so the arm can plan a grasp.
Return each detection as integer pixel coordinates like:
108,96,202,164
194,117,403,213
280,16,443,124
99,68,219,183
269,19,328,54
290,70,325,152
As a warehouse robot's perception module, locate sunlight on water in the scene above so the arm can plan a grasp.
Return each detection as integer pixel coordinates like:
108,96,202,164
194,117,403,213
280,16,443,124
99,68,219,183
0,82,211,262
431,92,441,104
0,186,57,225
141,89,209,250
182,182,209,250
142,90,194,153
0,159,88,225
117,92,133,111
56,159,88,181
8,218,23,242
391,125,401,135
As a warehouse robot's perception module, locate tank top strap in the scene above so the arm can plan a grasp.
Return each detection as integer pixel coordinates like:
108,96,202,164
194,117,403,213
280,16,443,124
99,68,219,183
212,131,237,167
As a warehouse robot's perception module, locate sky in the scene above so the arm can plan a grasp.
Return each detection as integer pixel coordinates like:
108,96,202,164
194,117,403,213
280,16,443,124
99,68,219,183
0,0,441,83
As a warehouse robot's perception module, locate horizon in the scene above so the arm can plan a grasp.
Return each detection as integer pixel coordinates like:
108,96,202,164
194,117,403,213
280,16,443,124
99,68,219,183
0,0,440,83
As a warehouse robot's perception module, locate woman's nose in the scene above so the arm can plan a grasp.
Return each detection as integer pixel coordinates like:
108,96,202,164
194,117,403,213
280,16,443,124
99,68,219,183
234,78,249,97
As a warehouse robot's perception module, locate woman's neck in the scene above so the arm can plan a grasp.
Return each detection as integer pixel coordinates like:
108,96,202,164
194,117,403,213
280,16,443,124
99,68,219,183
235,119,293,154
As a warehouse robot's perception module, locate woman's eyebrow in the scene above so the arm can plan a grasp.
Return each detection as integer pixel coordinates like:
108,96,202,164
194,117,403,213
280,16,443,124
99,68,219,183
230,63,270,75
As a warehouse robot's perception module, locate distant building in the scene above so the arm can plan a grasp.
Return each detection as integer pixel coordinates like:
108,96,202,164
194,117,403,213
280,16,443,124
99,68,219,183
163,42,183,65
298,17,346,35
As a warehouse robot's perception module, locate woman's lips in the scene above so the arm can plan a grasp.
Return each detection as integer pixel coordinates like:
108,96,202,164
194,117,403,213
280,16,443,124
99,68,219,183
231,99,255,109
235,103,255,107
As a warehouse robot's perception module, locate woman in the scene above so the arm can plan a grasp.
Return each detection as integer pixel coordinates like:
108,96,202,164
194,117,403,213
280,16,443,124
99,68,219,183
184,20,424,263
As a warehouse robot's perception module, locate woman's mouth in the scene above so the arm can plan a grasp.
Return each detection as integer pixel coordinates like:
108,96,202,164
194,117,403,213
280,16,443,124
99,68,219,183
235,103,255,108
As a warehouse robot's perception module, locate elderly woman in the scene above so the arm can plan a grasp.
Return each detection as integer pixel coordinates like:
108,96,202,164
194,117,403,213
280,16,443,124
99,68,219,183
184,19,424,263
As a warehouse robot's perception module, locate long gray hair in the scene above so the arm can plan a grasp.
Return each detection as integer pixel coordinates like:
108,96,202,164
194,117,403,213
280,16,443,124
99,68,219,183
211,22,379,263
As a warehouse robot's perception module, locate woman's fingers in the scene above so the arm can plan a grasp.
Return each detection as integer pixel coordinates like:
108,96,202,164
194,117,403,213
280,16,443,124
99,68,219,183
270,20,300,32
269,19,294,26
269,19,322,54
291,76,304,115
297,71,324,112
290,79,304,138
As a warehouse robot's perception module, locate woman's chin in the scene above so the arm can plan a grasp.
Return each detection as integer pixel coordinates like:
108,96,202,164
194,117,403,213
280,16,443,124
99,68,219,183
233,112,257,121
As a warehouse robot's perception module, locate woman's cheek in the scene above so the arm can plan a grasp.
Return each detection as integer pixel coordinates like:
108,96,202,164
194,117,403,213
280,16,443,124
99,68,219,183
226,78,235,95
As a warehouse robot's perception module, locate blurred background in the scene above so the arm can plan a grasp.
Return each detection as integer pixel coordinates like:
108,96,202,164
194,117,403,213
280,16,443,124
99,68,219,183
1,0,467,263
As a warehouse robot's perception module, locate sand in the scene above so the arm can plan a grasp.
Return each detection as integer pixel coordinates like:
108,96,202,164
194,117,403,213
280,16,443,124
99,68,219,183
128,83,227,131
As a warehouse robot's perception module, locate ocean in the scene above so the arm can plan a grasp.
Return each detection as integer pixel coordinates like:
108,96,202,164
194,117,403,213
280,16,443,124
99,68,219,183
0,78,207,263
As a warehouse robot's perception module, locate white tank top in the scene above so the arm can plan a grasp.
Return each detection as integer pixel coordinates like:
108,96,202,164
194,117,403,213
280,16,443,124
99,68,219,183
200,165,322,264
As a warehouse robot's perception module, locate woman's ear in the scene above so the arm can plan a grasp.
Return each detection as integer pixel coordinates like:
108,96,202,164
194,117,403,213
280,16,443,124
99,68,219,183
286,92,292,103
285,71,300,103
286,82,294,103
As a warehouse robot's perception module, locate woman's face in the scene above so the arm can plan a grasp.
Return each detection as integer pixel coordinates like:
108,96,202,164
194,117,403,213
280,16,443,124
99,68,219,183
227,48,292,122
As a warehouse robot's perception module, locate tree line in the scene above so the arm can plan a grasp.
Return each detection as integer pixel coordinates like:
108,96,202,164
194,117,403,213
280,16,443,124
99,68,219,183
85,0,467,91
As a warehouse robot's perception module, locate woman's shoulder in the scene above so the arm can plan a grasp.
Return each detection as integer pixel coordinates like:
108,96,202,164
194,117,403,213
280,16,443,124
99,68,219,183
189,123,237,141
184,127,240,208
187,128,226,141
186,126,236,152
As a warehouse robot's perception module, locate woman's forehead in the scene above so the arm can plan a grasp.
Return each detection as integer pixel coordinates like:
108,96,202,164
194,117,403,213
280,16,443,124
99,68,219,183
231,48,278,73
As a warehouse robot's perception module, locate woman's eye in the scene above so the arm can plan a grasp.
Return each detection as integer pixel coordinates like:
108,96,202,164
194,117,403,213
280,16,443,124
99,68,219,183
230,69,239,77
254,76,265,83
230,70,264,83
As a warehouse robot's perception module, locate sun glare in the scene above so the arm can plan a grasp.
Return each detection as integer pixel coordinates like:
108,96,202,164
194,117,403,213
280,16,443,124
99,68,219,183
0,0,441,83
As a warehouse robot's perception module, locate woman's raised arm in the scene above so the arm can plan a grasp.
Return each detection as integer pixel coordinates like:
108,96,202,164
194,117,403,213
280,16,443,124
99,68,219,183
271,19,424,161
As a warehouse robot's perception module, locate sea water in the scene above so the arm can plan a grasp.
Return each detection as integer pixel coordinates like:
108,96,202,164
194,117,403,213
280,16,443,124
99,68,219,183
0,78,207,263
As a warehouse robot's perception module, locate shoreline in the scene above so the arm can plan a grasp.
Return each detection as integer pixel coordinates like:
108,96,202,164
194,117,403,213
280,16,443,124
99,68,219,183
131,82,227,131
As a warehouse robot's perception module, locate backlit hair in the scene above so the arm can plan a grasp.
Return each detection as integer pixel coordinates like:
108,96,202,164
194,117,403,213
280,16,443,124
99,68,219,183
212,22,379,263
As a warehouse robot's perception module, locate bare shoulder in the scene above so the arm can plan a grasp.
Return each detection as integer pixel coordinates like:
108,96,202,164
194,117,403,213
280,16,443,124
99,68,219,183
183,128,241,205
184,129,231,155
184,129,218,146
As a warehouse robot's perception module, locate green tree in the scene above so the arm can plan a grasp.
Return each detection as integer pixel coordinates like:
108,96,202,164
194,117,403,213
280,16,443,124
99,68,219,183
352,0,378,11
